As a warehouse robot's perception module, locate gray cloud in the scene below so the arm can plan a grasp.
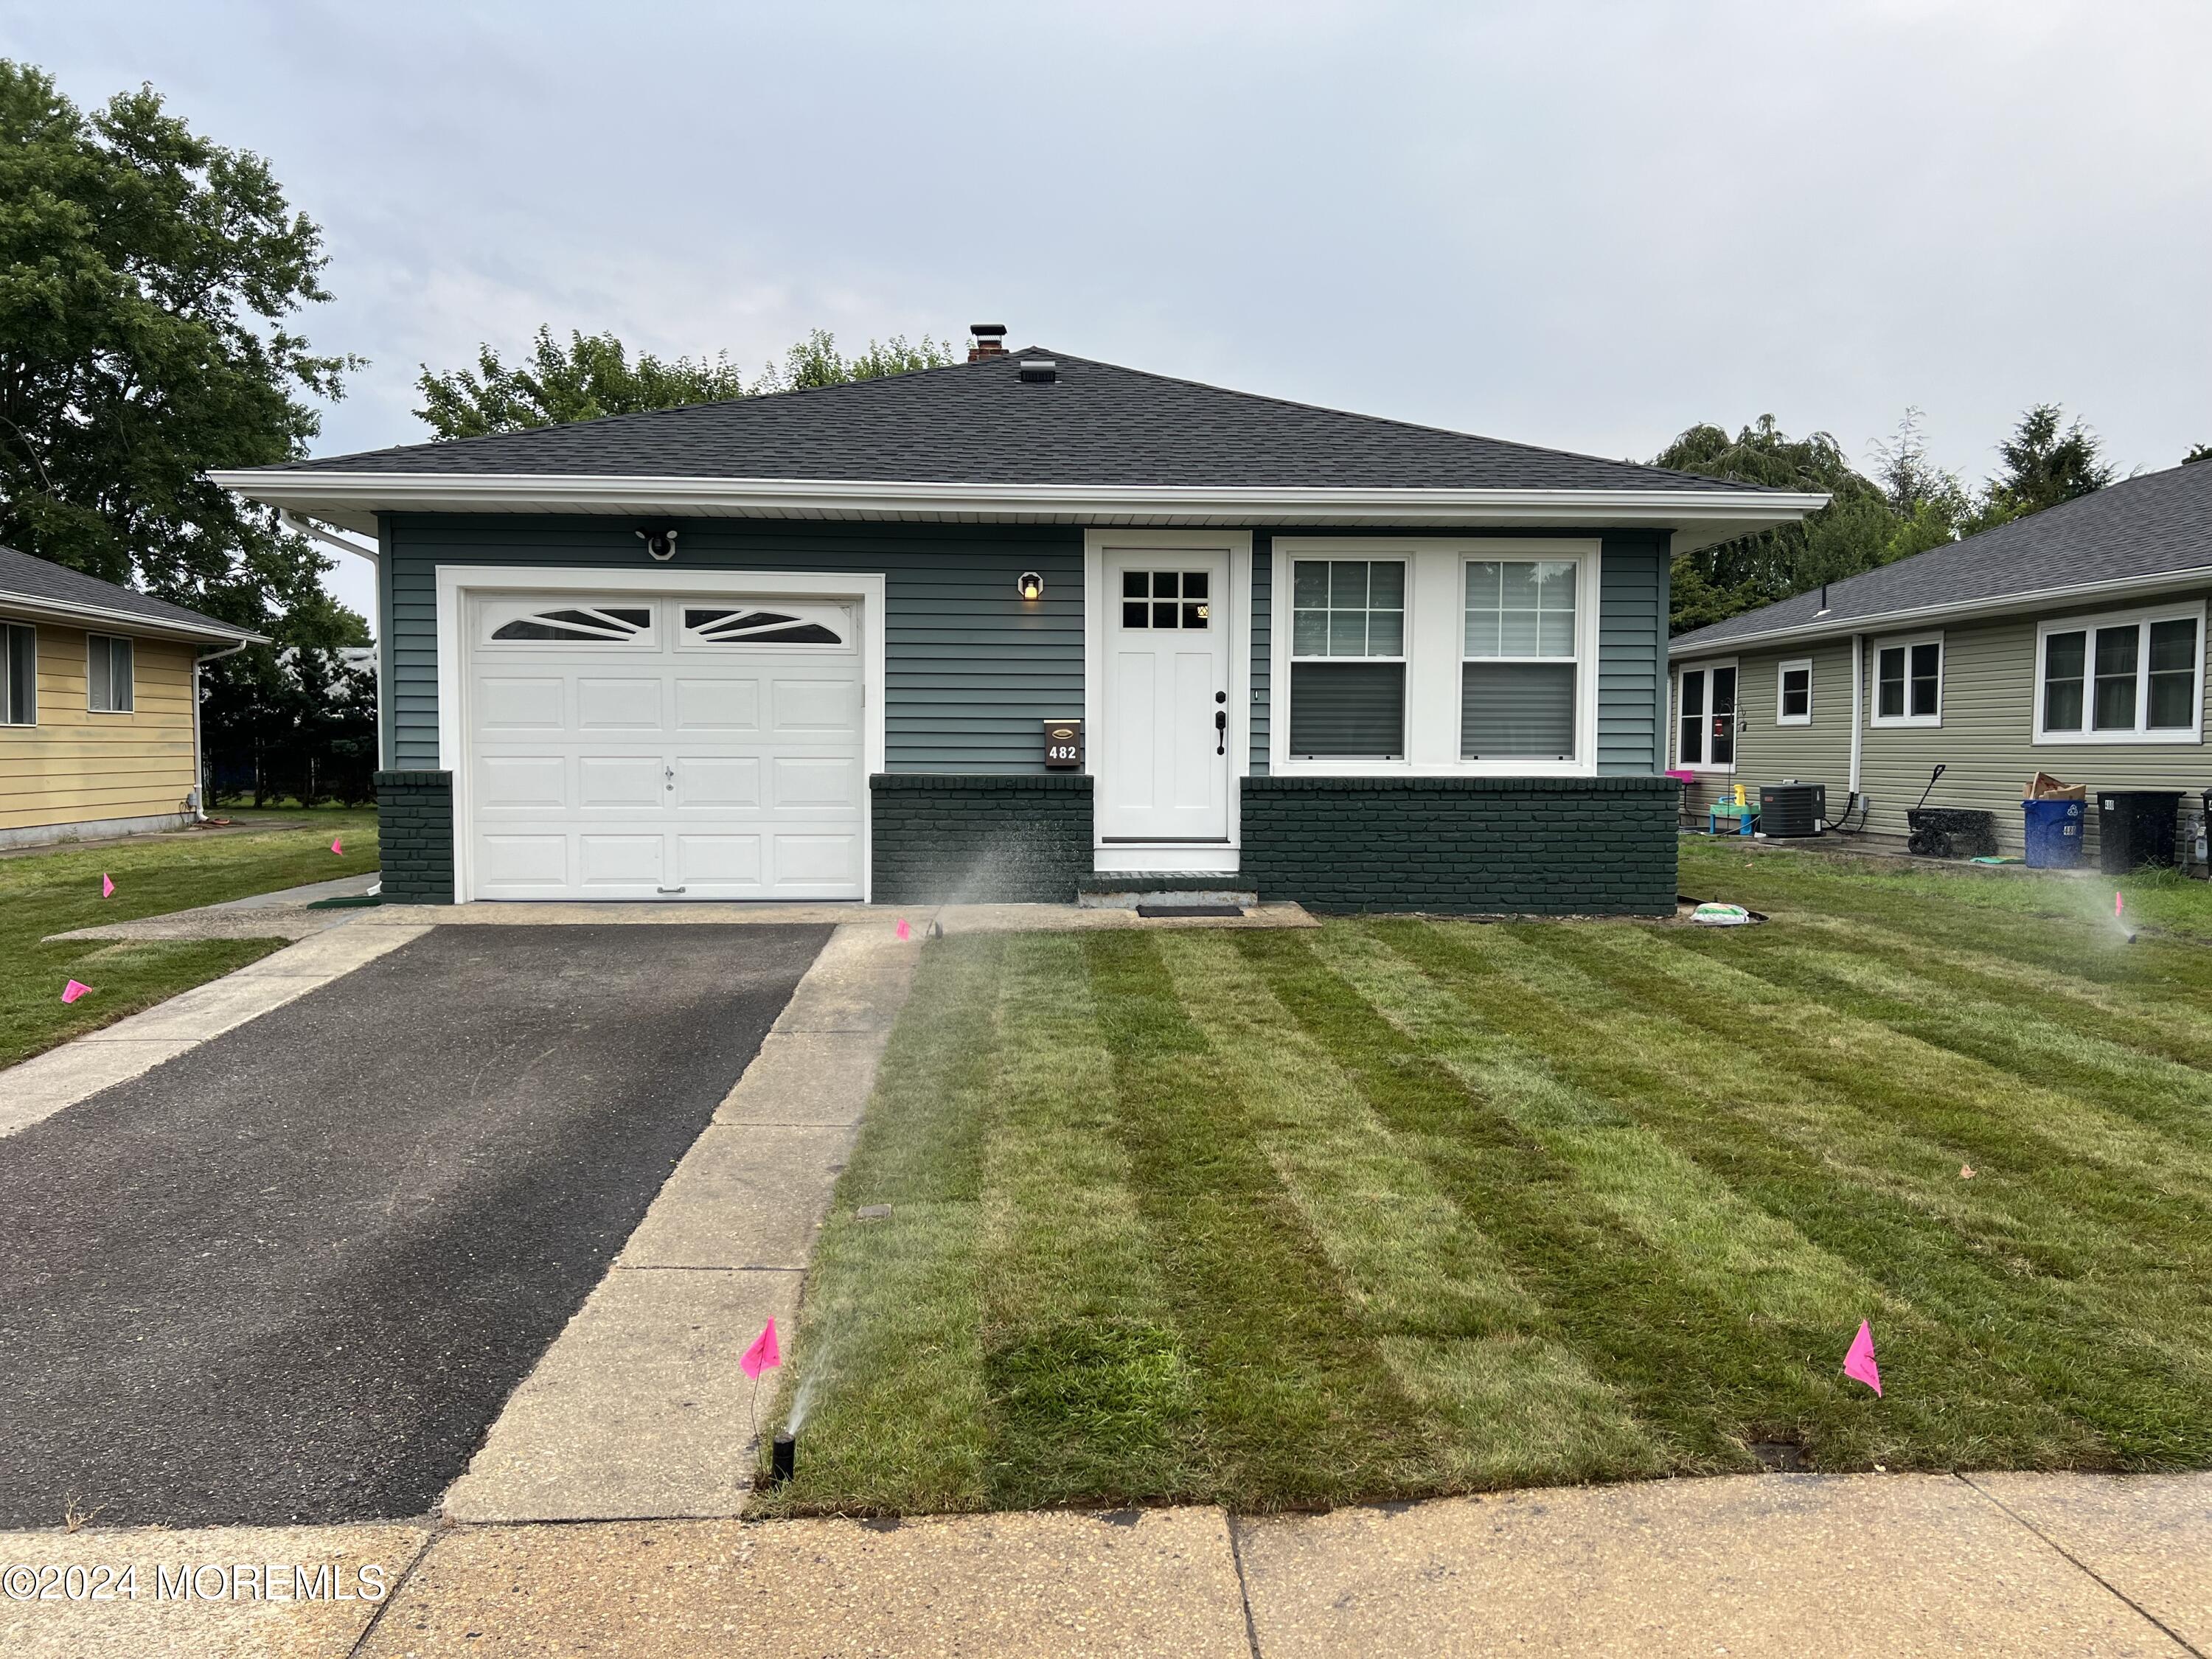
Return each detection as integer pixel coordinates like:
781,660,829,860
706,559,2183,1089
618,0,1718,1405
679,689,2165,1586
9,0,2208,626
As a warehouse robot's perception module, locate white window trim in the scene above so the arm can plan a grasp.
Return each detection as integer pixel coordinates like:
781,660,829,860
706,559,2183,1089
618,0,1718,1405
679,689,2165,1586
1267,537,1601,778
2031,599,2205,746
1,622,33,727
1776,657,1814,726
1869,631,1944,728
1674,657,1739,773
434,565,887,905
86,631,135,714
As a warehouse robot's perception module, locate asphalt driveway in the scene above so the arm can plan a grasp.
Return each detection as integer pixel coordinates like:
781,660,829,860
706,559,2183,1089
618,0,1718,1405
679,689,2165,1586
0,922,829,1529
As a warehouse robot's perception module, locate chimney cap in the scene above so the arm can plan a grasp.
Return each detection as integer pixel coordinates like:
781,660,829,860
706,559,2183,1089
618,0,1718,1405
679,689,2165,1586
968,322,1007,338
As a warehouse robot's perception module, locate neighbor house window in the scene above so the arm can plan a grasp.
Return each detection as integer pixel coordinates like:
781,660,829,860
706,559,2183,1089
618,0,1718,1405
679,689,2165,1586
1777,658,1813,726
1871,635,1941,726
1677,661,1737,769
2035,603,2204,743
1461,559,1578,759
1,624,32,725
86,633,134,713
1288,558,1405,757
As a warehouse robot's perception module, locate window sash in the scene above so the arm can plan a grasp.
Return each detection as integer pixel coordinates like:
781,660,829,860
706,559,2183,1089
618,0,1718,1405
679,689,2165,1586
1,625,34,725
1290,559,1405,661
1288,661,1405,759
1777,661,1812,723
1678,668,1706,765
1873,638,1940,724
88,634,134,712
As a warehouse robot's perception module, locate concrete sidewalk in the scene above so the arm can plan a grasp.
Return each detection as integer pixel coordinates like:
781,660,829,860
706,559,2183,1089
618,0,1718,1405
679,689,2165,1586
7,1471,2206,1657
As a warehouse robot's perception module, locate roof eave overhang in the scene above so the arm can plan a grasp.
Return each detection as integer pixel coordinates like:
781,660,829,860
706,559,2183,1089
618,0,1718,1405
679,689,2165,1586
208,470,1828,553
1668,563,2212,660
0,590,266,647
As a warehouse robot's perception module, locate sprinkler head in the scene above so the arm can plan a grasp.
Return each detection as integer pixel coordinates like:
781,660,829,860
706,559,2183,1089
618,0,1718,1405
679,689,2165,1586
771,1430,796,1486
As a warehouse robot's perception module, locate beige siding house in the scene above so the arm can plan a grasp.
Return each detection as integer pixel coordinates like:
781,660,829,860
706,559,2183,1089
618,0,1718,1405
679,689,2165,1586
1669,462,2212,863
0,546,263,849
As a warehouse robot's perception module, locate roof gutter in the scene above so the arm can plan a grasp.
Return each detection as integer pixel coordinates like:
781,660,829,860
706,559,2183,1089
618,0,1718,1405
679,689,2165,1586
1668,562,2212,660
0,589,265,647
211,470,1828,554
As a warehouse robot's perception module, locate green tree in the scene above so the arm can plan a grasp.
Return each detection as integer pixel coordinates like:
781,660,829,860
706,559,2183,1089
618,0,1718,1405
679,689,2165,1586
1868,407,1969,562
2184,442,2211,465
1654,415,1896,633
1969,403,2115,532
416,326,956,437
0,61,358,639
414,327,751,438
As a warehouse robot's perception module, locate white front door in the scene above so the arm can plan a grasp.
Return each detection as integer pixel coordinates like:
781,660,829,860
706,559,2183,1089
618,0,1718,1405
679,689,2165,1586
1098,547,1233,844
463,592,866,900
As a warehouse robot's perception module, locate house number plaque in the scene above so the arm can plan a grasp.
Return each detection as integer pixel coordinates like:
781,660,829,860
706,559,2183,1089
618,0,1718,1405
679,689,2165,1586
1043,718,1083,770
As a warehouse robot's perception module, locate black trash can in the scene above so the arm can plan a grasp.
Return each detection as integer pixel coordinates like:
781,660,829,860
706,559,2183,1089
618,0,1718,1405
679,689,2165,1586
2096,790,2184,874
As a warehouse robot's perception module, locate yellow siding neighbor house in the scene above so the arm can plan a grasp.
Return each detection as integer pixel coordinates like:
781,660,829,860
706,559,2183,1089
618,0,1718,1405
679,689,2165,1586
0,546,262,849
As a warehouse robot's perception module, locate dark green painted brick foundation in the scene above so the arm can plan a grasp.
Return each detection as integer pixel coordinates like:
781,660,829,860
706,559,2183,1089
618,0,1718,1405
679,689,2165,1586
374,771,455,905
1239,776,1680,914
870,774,1093,904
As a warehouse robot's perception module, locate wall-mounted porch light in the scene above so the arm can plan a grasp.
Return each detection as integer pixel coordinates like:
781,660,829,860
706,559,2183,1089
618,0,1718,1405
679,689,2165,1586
1016,571,1045,601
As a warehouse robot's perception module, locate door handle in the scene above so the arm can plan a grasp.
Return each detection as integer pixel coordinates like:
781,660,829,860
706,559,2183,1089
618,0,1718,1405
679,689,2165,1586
1214,709,1227,755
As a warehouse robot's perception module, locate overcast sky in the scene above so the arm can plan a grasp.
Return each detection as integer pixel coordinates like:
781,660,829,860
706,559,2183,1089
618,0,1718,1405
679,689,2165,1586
8,0,2209,627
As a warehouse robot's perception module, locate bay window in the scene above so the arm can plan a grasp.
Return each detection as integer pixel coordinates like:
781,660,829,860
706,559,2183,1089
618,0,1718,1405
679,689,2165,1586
2036,603,2204,742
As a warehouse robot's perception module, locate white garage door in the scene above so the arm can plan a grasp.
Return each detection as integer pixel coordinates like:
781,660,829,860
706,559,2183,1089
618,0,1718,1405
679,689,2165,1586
464,593,866,900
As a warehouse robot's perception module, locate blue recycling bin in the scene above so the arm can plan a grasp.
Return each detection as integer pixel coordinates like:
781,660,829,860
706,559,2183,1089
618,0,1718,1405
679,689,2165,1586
2021,798,2084,869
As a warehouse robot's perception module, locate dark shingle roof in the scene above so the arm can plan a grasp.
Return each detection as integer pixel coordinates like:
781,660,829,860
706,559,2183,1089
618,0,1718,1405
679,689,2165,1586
279,348,1762,493
0,544,260,640
1671,462,2212,654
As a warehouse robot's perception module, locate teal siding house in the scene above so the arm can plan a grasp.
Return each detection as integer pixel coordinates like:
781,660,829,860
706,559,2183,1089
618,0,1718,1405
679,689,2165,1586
216,330,1820,911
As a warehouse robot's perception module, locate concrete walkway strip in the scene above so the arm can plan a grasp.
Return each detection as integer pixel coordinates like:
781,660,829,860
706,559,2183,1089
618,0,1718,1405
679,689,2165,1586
441,918,921,1526
361,1509,1253,1659
1966,1471,2212,1653
1234,1472,2202,1658
0,919,428,1139
0,1520,431,1659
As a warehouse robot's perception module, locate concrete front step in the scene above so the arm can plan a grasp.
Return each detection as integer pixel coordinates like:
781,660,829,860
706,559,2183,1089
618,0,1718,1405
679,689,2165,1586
1076,873,1256,911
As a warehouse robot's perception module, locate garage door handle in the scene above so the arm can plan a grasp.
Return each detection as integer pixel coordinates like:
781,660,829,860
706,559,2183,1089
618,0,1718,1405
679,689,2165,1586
656,885,687,894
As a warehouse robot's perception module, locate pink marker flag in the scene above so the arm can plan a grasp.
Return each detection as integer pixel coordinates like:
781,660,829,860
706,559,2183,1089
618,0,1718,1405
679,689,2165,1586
332,835,344,855
61,979,92,1004
1843,1319,1882,1396
101,873,115,899
2115,891,2124,918
741,1318,781,1380
895,918,911,941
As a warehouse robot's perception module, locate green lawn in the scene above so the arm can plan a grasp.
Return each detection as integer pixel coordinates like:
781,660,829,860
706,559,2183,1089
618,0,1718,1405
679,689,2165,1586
757,841,2212,1516
0,807,378,1068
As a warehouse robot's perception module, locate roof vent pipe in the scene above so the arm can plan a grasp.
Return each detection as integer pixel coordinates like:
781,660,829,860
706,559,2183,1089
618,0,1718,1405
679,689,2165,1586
1815,582,1830,616
967,323,1007,361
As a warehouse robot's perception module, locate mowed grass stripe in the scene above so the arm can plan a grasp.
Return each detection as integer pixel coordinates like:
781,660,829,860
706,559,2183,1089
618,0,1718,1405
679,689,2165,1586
1233,928,1908,1472
1782,908,2212,1074
1742,941,2212,1154
973,933,1205,1506
1313,924,1890,1338
1566,925,2212,1254
756,936,1005,1514
1080,932,1436,1508
1405,922,2204,1467
1156,931,1666,1489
